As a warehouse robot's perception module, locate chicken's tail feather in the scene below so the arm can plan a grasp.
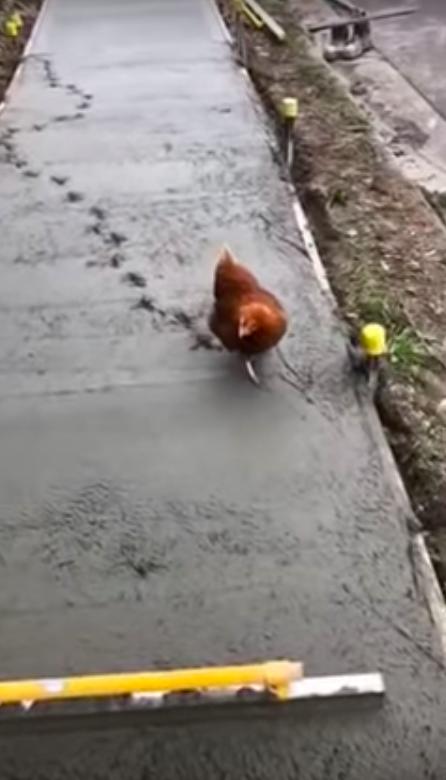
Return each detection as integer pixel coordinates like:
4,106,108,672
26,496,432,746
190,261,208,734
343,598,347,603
216,244,237,266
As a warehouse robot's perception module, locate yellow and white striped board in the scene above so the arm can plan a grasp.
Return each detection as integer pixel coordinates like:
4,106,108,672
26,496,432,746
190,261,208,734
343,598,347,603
0,661,384,719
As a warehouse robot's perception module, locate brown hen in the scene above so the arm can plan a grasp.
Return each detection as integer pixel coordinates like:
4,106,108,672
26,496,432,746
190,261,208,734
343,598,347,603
209,246,288,383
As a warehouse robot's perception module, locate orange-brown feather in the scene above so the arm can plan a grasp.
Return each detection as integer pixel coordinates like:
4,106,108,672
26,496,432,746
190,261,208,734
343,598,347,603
209,247,287,354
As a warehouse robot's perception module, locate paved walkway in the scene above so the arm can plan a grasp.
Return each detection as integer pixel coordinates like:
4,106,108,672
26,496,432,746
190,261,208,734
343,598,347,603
362,0,446,119
0,0,445,777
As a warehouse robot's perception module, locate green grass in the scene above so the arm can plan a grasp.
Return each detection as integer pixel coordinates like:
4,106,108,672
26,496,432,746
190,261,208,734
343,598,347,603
358,293,395,330
355,292,430,376
389,327,430,374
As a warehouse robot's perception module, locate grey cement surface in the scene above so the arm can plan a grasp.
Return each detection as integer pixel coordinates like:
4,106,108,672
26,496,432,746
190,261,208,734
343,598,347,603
360,0,446,119
0,0,445,777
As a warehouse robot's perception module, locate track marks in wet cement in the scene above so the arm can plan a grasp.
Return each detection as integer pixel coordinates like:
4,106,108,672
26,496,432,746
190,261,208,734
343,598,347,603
0,57,93,178
0,56,215,350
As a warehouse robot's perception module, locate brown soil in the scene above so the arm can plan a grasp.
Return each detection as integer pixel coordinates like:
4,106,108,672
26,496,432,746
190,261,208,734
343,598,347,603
0,0,42,103
218,0,446,590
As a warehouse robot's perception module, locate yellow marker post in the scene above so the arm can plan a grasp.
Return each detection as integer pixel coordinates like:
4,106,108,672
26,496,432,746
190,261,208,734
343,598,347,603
280,97,299,121
11,12,24,31
4,18,19,38
0,660,303,706
360,323,388,357
280,97,299,169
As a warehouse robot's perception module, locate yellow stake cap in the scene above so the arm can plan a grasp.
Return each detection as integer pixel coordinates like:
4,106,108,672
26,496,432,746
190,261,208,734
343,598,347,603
5,19,19,37
12,12,24,30
360,323,388,357
281,97,298,120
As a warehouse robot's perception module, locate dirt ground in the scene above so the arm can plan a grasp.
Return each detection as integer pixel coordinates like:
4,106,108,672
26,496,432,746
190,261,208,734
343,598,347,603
217,0,446,591
0,0,41,103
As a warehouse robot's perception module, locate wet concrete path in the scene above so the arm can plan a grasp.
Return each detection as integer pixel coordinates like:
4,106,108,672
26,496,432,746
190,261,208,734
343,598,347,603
0,0,445,777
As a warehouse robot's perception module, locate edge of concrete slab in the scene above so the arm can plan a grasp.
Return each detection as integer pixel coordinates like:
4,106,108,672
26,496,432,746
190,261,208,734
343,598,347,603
212,0,446,661
0,0,53,117
208,0,233,43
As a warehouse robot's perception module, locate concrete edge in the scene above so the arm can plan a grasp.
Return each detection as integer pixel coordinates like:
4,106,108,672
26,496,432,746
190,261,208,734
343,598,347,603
0,0,53,117
290,195,333,298
207,0,233,44
210,0,446,660
358,386,446,659
412,535,446,658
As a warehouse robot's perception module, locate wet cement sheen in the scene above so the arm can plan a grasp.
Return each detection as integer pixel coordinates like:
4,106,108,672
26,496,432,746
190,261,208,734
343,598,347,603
0,0,445,777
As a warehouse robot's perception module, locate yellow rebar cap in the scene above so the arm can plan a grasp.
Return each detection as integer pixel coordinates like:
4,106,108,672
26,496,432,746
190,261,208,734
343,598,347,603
12,12,24,30
360,323,387,357
280,97,298,120
4,18,19,37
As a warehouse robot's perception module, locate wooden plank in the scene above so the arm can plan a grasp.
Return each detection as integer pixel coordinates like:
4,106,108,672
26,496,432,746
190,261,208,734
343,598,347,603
244,0,286,41
241,2,263,29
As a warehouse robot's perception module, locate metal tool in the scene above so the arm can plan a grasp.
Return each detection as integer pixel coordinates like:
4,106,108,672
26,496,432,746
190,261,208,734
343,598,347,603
0,660,384,727
308,6,417,62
